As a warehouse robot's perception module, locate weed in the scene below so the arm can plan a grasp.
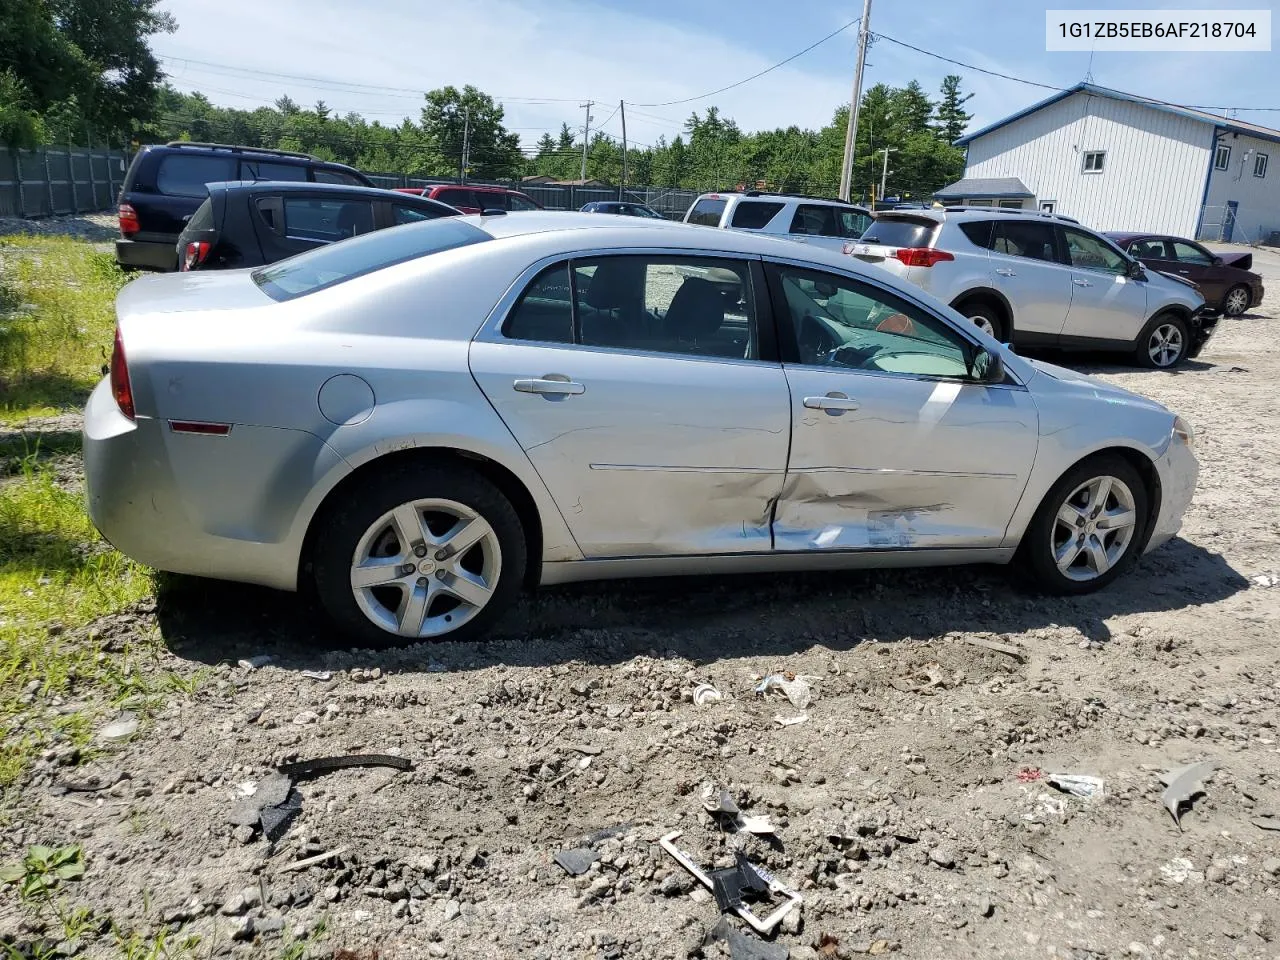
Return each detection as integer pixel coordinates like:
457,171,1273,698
113,926,202,960
0,843,84,901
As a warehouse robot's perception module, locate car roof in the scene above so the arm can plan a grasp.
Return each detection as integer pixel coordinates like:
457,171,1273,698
694,191,870,212
204,180,455,204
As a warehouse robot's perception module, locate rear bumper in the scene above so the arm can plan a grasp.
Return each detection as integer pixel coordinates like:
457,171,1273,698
1145,434,1198,553
115,238,177,272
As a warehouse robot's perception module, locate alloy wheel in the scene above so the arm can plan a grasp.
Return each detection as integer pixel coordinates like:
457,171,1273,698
1051,476,1138,582
349,498,502,639
1225,287,1249,316
969,314,996,336
1147,323,1184,367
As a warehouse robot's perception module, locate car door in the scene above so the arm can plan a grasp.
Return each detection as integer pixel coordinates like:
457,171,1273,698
253,194,376,262
987,219,1075,340
1058,226,1149,344
1167,239,1224,303
764,261,1038,551
469,251,791,558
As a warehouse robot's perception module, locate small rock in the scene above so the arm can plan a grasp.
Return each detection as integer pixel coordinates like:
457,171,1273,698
1205,860,1229,883
617,756,633,774
659,872,695,897
928,847,956,869
257,915,285,936
554,848,599,876
99,718,138,741
323,885,341,903
443,899,462,923
219,894,246,916
779,906,802,935
428,946,447,959
232,825,256,845
292,711,319,726
392,900,409,919
1261,857,1280,876
976,897,994,918
230,917,255,942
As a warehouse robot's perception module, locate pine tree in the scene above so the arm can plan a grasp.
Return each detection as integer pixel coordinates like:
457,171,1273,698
933,75,974,144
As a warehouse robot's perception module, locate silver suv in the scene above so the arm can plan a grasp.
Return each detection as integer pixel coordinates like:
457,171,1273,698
684,191,873,256
845,207,1214,368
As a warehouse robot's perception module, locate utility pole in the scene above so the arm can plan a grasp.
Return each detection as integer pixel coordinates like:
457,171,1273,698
579,100,593,182
460,107,471,183
619,100,628,200
838,0,873,202
879,146,896,204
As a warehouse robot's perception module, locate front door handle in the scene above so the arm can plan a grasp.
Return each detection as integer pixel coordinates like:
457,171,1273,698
995,267,1016,277
513,376,585,396
1072,277,1092,287
803,393,860,413
1177,269,1189,274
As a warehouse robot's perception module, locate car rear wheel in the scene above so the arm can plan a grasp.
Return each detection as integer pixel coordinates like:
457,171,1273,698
1134,313,1188,368
954,298,1006,342
311,464,526,647
1222,284,1250,317
1020,455,1149,595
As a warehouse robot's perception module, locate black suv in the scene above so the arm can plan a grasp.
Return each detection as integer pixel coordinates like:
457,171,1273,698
115,142,373,271
176,181,459,272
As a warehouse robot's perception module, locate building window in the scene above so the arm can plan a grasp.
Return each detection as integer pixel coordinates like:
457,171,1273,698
1040,201,1056,213
1082,151,1105,173
1214,144,1231,170
1254,153,1269,178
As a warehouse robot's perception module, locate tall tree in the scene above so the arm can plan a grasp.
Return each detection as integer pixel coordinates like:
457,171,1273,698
420,84,522,179
933,74,974,143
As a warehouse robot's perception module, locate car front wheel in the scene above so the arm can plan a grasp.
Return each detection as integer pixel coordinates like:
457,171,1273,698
1222,284,1250,317
1021,455,1149,595
1134,313,1189,368
311,464,526,646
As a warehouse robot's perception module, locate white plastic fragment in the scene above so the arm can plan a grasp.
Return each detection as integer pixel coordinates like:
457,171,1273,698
1047,773,1105,800
238,655,274,670
774,714,809,727
99,718,138,741
755,674,815,710
692,683,723,706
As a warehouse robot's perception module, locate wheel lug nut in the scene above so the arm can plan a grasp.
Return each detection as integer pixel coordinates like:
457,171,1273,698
436,569,447,579
414,545,427,558
416,577,427,587
436,550,449,561
399,564,415,576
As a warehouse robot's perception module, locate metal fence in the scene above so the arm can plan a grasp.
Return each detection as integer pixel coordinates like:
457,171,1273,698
364,172,701,219
0,147,131,219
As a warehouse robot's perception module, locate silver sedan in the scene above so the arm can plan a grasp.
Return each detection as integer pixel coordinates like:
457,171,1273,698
83,213,1198,646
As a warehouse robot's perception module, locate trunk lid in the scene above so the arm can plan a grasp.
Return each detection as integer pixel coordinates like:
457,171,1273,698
115,268,272,318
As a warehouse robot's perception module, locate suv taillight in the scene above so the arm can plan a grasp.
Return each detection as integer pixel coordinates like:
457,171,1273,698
118,203,140,237
180,240,211,272
893,247,954,268
110,326,135,421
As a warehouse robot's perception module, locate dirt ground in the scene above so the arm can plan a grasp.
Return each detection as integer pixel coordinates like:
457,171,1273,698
4,244,1280,960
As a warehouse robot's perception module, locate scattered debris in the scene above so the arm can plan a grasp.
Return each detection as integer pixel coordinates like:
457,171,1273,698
958,636,1027,661
1159,760,1217,830
889,661,954,694
701,784,776,835
300,669,332,681
1160,858,1202,885
703,915,789,960
276,846,348,874
278,753,412,779
238,655,274,670
1016,766,1043,783
693,683,724,706
709,851,770,912
1047,773,1105,800
98,717,138,741
554,848,599,876
49,770,124,796
818,934,841,959
1251,574,1276,588
660,831,801,934
755,673,815,710
774,714,808,727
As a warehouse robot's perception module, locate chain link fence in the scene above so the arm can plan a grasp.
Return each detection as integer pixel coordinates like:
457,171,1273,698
0,147,132,219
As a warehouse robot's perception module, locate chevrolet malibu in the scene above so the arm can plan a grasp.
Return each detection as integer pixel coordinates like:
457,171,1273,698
84,213,1198,646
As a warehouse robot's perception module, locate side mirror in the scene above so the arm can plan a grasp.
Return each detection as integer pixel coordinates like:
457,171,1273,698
972,347,1005,384
1126,260,1146,280
1212,255,1224,266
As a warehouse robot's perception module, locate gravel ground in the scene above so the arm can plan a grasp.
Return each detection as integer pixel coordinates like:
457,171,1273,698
0,212,118,243
3,246,1280,960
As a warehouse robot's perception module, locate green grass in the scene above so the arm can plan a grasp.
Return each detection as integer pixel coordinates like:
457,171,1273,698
0,237,126,423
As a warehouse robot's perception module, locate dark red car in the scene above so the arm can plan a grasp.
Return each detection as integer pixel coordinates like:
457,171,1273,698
1106,232,1264,317
393,184,542,214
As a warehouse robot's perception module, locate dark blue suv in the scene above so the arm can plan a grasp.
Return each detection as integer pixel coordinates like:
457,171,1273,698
115,142,373,271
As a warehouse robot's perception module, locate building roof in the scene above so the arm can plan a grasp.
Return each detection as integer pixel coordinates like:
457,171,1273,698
933,176,1033,199
955,82,1280,148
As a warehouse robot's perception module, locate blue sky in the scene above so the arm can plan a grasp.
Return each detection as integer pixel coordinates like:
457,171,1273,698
155,0,1279,150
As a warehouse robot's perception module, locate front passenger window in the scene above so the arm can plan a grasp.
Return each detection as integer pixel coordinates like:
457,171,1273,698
1062,228,1128,275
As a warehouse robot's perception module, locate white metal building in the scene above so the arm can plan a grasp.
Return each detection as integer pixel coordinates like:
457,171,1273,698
936,82,1280,244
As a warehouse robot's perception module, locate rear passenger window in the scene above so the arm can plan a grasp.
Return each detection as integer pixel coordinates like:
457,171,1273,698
240,160,308,182
992,221,1058,262
958,221,995,249
155,155,236,198
435,189,477,209
686,198,727,227
504,263,574,343
282,197,374,241
731,201,785,229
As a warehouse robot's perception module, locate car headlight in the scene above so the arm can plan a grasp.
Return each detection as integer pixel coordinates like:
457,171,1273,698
1172,415,1195,451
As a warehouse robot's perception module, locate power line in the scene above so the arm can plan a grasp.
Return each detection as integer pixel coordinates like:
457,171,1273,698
631,18,858,107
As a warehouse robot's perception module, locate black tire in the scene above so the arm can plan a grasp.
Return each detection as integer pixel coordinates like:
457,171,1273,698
1020,454,1150,596
1221,283,1250,317
310,463,527,647
1133,312,1189,369
955,297,1007,342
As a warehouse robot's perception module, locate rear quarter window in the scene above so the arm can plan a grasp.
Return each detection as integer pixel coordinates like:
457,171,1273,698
240,159,307,182
957,221,995,249
155,154,237,198
252,217,490,301
730,201,785,229
687,198,727,226
859,217,938,248
185,197,216,233
314,169,367,186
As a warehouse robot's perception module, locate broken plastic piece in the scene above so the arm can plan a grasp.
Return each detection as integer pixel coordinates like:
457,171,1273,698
1047,774,1105,800
300,670,332,681
278,753,412,779
701,784,740,817
754,674,813,710
693,683,723,706
703,917,789,960
774,714,808,727
660,831,801,935
1016,766,1043,783
260,788,303,844
277,846,347,874
554,848,599,876
1159,760,1216,830
238,655,273,670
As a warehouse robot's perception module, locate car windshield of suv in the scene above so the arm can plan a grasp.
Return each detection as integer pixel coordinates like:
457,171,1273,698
858,216,937,247
253,218,490,301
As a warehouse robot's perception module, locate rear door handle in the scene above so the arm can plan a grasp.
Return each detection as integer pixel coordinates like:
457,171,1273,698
1072,278,1092,287
513,377,585,396
803,394,860,413
1177,269,1189,274
995,268,1016,277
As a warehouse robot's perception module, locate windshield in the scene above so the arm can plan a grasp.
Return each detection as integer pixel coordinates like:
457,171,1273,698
859,216,938,247
252,217,490,301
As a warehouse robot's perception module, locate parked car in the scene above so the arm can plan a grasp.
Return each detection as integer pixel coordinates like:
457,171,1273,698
580,200,665,219
175,181,459,272
845,207,1213,368
85,213,1198,646
392,184,541,213
116,142,372,272
1106,232,1264,317
683,191,873,255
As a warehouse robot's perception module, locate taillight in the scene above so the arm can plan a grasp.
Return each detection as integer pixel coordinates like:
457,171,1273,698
180,240,211,272
110,326,135,421
893,247,955,268
118,203,139,237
